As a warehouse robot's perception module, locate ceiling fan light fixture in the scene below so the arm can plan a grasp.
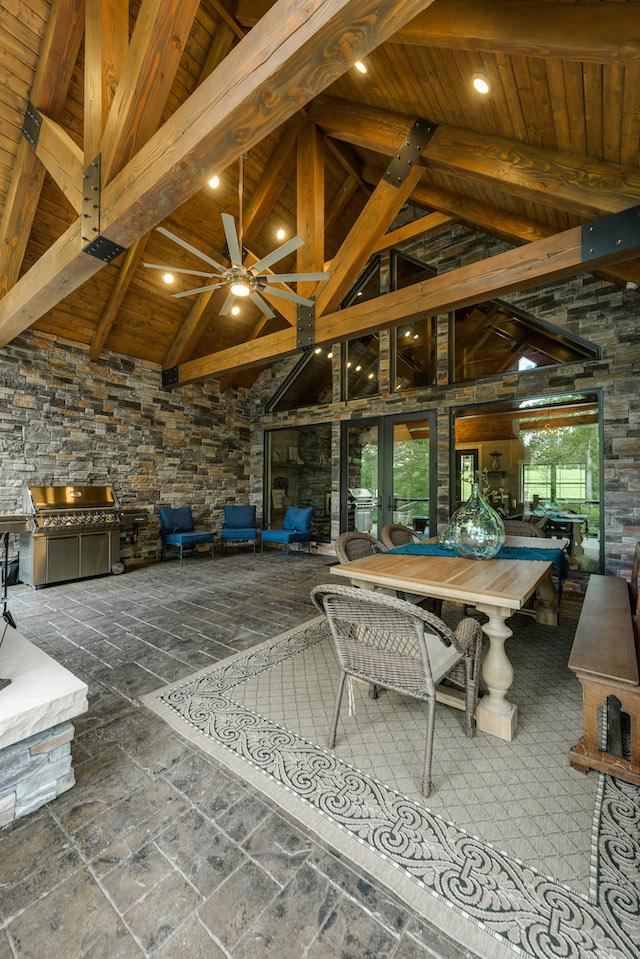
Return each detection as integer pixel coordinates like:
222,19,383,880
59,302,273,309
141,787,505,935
230,281,251,297
208,174,220,189
162,272,175,284
354,60,367,74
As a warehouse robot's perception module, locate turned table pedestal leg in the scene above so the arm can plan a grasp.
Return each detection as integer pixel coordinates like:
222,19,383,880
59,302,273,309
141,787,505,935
535,569,558,626
474,604,518,741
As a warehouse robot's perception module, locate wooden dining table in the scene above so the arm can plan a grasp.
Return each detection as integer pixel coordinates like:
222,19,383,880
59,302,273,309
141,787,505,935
330,544,563,742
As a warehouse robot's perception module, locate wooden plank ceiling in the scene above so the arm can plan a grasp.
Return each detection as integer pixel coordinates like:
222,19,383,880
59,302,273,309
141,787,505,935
1,0,640,380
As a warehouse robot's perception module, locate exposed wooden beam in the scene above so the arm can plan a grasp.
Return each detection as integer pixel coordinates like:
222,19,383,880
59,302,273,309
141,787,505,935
0,0,435,347
209,0,246,40
33,115,84,214
324,137,370,196
175,207,640,382
391,0,640,66
243,119,302,246
326,175,358,232
372,211,452,254
90,236,149,361
84,0,129,164
179,328,297,382
236,0,640,66
310,96,640,219
0,0,83,297
316,165,424,316
296,123,324,298
162,287,219,369
99,0,201,183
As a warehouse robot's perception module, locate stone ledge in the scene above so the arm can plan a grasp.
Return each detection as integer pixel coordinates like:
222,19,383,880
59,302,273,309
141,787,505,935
0,624,88,751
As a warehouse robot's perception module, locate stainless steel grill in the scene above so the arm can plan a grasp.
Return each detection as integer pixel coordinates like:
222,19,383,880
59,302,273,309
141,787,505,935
19,485,123,587
348,487,378,534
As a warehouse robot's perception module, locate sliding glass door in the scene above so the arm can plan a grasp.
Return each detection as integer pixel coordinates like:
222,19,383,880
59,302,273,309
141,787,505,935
341,411,437,537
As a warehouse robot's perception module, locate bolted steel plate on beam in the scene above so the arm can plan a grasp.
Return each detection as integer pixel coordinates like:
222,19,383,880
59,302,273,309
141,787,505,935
22,101,42,149
81,154,126,262
161,366,179,389
384,118,437,188
582,205,640,261
296,302,315,350
83,236,127,263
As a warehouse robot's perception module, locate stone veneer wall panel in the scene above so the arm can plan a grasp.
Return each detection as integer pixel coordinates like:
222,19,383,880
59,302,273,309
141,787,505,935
249,222,640,578
0,331,251,565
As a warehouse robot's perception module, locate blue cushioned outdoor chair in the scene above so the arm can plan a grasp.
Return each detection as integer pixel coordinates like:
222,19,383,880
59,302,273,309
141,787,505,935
220,505,258,556
262,506,314,561
158,506,215,565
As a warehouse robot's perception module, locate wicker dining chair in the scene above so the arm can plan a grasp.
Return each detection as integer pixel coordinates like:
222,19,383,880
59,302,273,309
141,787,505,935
335,531,384,563
380,523,422,549
503,520,547,539
312,584,483,797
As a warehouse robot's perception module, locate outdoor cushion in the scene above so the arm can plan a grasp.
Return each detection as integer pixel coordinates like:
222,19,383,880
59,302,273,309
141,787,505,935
262,529,308,544
162,531,214,546
283,506,313,533
158,506,194,533
223,505,256,529
220,527,257,539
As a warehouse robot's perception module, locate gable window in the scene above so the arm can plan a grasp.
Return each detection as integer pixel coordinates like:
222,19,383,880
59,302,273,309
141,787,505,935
451,299,598,383
267,348,333,413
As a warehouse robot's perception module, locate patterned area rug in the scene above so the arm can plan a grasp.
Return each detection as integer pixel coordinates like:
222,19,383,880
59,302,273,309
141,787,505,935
143,609,640,959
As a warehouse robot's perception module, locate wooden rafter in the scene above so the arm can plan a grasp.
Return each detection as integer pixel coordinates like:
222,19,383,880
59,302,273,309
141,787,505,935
0,0,83,298
296,123,324,299
371,211,452,254
235,0,640,65
90,236,149,361
162,288,221,369
326,176,359,232
324,137,370,196
84,0,129,165
173,207,640,383
309,96,640,219
91,0,233,365
33,116,84,214
0,0,438,349
243,119,303,246
316,165,424,316
99,0,201,183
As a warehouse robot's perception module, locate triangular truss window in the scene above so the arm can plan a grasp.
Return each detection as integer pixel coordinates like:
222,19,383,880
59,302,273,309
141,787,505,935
452,299,598,382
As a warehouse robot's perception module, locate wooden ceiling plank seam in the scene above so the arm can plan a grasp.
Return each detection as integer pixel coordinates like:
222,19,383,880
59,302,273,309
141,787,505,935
564,61,588,156
0,0,84,298
603,63,624,164
620,65,640,167
582,61,604,161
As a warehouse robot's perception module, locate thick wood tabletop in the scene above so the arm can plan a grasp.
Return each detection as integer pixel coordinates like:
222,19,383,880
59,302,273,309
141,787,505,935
330,553,552,609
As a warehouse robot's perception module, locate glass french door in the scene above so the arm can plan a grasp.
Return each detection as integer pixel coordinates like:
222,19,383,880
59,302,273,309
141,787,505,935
340,411,437,538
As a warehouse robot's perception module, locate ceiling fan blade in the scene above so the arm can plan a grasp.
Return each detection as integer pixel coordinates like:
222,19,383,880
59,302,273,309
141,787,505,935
156,226,228,273
265,272,329,283
261,285,314,307
171,282,226,299
250,291,275,320
219,292,236,315
143,263,220,278
247,236,304,274
221,213,243,269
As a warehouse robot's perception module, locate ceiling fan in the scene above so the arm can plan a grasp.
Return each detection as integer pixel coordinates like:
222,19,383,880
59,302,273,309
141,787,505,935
143,157,329,320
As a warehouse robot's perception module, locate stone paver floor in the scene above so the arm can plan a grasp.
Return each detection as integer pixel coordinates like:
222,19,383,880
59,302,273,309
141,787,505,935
1,553,477,959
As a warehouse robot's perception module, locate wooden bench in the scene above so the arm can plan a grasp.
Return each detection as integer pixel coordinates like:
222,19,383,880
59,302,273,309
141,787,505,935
569,574,640,785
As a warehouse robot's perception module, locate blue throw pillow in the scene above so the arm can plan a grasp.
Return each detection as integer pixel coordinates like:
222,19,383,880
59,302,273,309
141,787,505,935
283,506,314,533
158,506,194,533
224,505,256,529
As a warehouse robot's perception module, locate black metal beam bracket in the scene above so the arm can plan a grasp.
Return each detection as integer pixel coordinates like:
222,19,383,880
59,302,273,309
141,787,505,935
384,118,437,188
81,154,127,263
582,205,640,262
296,301,315,350
22,101,42,149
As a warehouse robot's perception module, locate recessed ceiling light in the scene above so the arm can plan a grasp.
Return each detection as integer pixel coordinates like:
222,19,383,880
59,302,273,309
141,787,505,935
354,60,367,74
230,281,250,297
162,272,174,284
314,347,322,354
472,74,490,95
356,290,363,296
208,174,220,189
346,361,352,368
404,330,411,338
231,305,240,316
413,333,419,340
276,227,287,241
368,372,374,380
326,351,333,359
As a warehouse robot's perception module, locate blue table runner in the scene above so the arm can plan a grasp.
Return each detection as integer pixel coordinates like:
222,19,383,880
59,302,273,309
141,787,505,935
387,543,569,581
